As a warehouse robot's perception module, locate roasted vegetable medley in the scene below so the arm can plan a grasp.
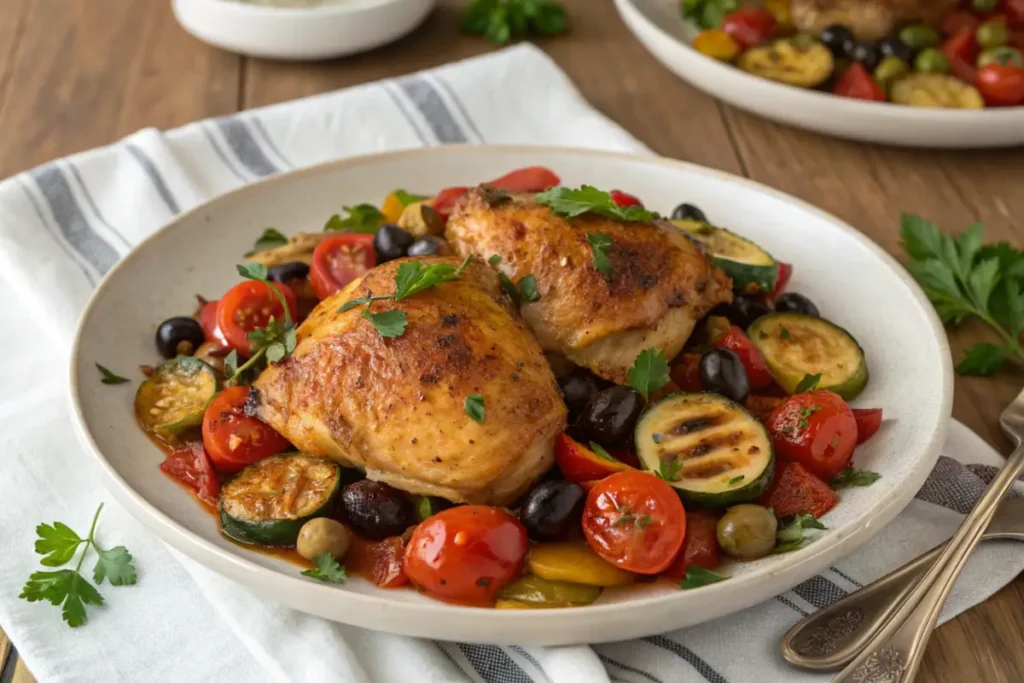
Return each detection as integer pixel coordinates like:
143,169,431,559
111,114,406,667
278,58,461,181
128,167,885,608
683,0,1024,107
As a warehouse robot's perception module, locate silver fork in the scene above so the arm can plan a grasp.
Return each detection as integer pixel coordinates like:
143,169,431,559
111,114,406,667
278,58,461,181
827,386,1024,683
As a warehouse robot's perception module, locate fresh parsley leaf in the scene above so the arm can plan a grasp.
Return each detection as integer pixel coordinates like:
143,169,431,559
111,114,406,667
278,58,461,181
393,255,472,301
955,343,1007,376
96,363,130,385
244,227,288,256
324,204,385,233
517,274,541,302
35,522,84,567
499,273,521,303
780,327,791,340
464,394,485,424
488,254,502,266
773,514,827,554
363,307,407,338
628,348,670,402
223,349,239,377
830,467,881,490
589,442,617,462
727,475,745,486
678,566,728,589
462,0,568,45
393,189,428,206
236,261,270,282
794,373,821,393
20,571,105,628
587,232,614,279
226,264,299,381
535,185,657,221
301,552,347,584
656,457,682,482
93,546,137,586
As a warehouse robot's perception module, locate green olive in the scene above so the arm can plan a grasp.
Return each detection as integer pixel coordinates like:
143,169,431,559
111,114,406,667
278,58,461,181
914,48,951,74
972,0,1000,11
296,517,350,562
977,20,1009,50
716,504,778,561
898,24,940,51
874,57,911,92
498,575,602,607
978,46,1024,68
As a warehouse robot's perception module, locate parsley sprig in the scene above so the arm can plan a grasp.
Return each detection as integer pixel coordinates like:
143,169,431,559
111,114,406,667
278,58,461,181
628,348,670,402
536,186,658,222
245,227,288,256
301,552,347,584
325,204,385,233
679,565,728,589
680,0,739,30
900,214,1024,375
223,263,298,382
587,233,614,279
830,467,881,490
773,514,827,554
656,457,682,482
96,363,130,385
462,0,568,45
20,503,137,628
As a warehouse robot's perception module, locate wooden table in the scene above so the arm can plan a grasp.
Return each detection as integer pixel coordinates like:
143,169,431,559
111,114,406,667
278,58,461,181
1,0,1022,680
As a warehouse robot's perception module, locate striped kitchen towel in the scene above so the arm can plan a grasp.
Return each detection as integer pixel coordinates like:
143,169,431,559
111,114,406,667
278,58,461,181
0,44,1021,683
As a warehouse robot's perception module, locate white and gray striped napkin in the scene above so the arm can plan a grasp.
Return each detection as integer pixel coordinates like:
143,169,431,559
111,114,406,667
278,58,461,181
0,44,1021,683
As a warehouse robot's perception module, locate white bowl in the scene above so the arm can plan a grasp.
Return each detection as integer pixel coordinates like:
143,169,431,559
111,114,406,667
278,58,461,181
172,0,436,61
69,146,953,645
615,0,1024,149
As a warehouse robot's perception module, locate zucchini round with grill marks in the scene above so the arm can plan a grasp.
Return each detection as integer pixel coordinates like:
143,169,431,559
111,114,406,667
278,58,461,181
748,313,868,400
220,453,341,547
635,393,774,508
135,356,219,435
672,219,778,295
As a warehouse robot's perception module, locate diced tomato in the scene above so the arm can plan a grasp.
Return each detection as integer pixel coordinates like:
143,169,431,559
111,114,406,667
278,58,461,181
769,262,793,301
722,7,776,50
941,29,980,67
714,326,774,390
746,394,784,419
661,509,721,580
610,190,643,208
431,166,560,220
160,442,220,506
833,63,886,101
758,460,837,519
976,63,1024,106
555,433,633,483
348,536,409,588
202,386,291,473
1004,0,1024,27
197,299,226,348
216,281,298,355
763,390,857,480
853,408,883,445
309,233,376,301
669,354,703,393
942,10,980,37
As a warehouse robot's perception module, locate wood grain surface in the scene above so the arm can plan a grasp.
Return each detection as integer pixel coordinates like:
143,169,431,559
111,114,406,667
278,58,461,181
1,0,1022,681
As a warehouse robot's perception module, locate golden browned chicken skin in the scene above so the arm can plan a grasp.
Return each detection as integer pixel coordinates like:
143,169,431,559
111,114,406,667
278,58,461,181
791,0,959,41
250,256,567,506
445,188,732,385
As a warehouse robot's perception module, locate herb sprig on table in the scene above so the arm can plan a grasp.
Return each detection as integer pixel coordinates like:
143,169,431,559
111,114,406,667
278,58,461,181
900,213,1024,376
462,0,568,45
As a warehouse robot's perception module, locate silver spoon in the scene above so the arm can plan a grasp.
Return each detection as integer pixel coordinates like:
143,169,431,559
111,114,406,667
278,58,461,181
780,496,1024,671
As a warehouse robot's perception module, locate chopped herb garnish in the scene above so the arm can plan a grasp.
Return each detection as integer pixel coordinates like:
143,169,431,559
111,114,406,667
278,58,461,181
476,577,492,587
244,227,288,256
794,373,822,393
393,189,429,206
464,394,485,424
362,307,407,338
499,273,520,303
780,327,791,340
773,514,827,554
627,348,670,402
678,566,728,589
488,254,502,266
636,515,653,529
535,185,658,222
225,263,298,383
324,204,385,233
727,475,745,486
656,457,682,482
797,405,821,429
301,552,347,584
830,467,882,490
586,232,614,279
96,364,130,385
589,442,616,461
517,274,541,302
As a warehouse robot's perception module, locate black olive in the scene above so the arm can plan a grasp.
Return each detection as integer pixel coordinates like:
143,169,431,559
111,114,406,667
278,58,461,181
406,236,447,257
849,42,882,71
820,24,855,58
699,348,749,403
339,480,414,540
774,292,820,318
877,37,915,64
719,295,771,330
559,372,602,422
267,261,310,283
373,224,415,263
155,317,205,359
577,386,644,446
670,203,708,222
519,480,586,541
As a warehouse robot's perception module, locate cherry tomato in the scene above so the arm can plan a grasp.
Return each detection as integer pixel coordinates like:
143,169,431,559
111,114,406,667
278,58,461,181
661,509,721,580
348,536,408,588
721,8,776,50
853,408,883,445
669,353,703,393
582,470,686,575
942,10,980,37
431,186,471,220
941,28,980,67
403,506,528,605
976,62,1024,105
197,299,226,347
610,190,643,208
160,442,220,506
714,325,774,390
202,386,291,473
431,166,561,219
309,233,376,301
758,460,837,518
215,280,298,355
763,390,857,480
833,63,886,101
1004,0,1024,27
554,433,633,484
769,262,793,301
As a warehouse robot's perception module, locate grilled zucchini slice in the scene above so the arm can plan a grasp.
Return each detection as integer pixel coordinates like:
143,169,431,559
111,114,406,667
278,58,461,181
672,219,778,295
635,393,774,507
220,454,341,547
135,356,219,435
748,313,868,400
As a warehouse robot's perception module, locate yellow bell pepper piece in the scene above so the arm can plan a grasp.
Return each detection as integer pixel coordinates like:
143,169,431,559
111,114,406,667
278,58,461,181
692,29,740,62
381,193,406,223
527,543,635,587
495,599,543,609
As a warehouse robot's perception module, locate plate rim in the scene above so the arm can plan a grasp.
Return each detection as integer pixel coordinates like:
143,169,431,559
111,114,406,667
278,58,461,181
67,144,954,642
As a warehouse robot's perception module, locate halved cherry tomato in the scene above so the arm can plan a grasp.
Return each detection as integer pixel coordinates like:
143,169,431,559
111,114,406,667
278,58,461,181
160,442,220,506
769,262,793,301
722,8,776,50
431,166,561,219
763,390,857,480
309,233,376,301
942,10,980,37
582,470,686,575
403,506,528,605
714,325,775,390
833,63,886,101
610,190,643,208
758,460,837,518
941,28,980,67
215,281,298,355
669,353,703,393
976,62,1024,105
348,536,408,588
662,509,721,580
556,433,633,483
197,299,226,347
853,408,883,445
202,386,291,473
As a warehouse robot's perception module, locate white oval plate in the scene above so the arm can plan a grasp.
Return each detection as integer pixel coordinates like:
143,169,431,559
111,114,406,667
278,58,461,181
69,146,952,645
614,0,1024,149
172,0,436,61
